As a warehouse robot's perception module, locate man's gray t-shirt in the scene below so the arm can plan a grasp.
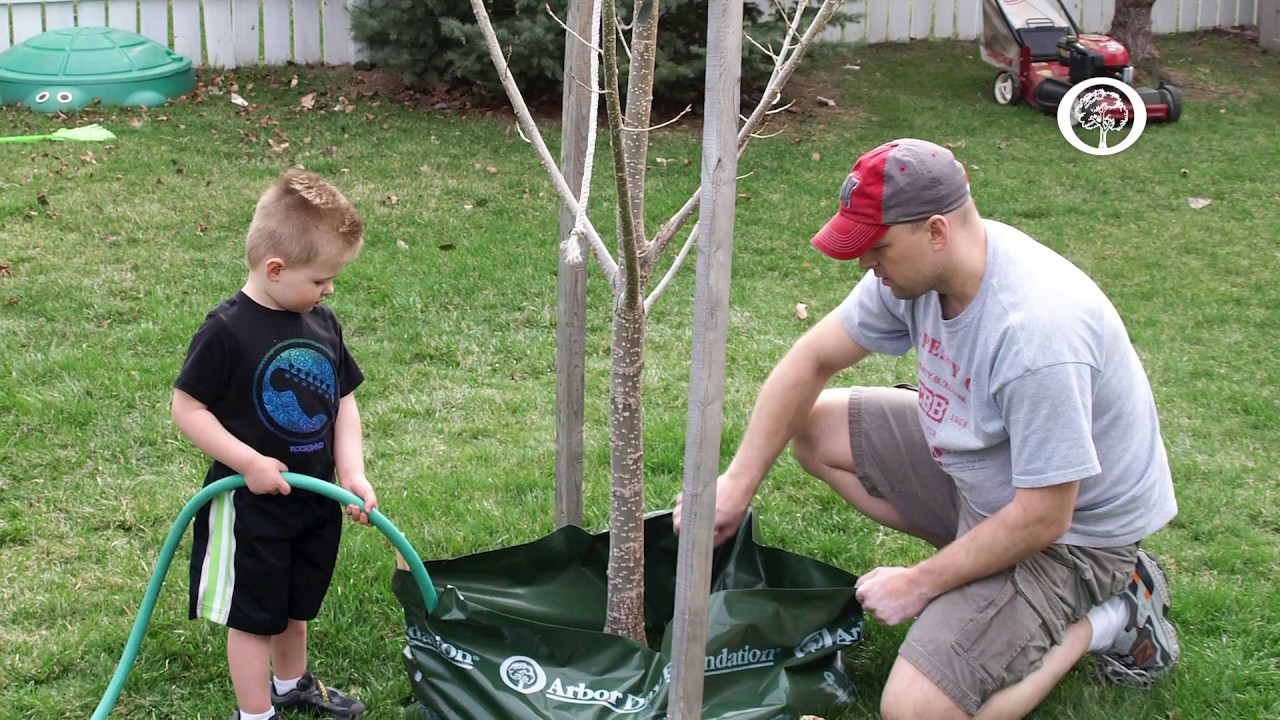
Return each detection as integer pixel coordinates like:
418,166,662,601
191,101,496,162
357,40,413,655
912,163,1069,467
839,219,1176,547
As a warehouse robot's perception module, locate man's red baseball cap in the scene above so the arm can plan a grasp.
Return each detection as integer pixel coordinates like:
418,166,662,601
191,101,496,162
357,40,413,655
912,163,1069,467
811,138,971,260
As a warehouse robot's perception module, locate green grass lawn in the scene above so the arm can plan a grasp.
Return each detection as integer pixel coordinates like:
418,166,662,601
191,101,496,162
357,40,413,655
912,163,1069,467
1,30,1278,719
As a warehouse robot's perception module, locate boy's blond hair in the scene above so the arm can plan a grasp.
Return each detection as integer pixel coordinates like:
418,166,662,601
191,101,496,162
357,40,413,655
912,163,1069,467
245,167,363,269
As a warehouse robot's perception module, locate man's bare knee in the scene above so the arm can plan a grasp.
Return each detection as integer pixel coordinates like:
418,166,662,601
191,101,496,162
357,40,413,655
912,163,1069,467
790,389,852,477
880,656,969,720
789,430,822,476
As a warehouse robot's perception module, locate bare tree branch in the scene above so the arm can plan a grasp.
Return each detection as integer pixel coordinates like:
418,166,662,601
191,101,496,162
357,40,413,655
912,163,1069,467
601,0,643,305
644,220,698,312
749,125,787,139
622,0,660,253
623,104,694,133
545,2,603,54
647,0,840,264
566,0,605,266
470,0,620,284
616,18,634,64
650,192,702,266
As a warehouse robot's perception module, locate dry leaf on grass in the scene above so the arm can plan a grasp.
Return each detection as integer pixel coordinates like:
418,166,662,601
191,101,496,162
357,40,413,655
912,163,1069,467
795,302,809,321
230,93,248,108
1187,197,1212,209
396,240,409,251
300,93,316,110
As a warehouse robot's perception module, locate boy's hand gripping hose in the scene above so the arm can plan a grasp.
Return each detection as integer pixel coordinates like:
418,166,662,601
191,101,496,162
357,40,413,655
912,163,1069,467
90,472,438,719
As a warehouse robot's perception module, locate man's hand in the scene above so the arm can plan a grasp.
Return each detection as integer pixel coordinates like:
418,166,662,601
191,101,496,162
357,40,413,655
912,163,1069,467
243,455,290,495
672,474,754,547
340,474,377,525
854,566,935,626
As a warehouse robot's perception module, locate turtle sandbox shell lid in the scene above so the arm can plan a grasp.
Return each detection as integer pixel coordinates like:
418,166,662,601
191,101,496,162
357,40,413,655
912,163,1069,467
0,26,196,111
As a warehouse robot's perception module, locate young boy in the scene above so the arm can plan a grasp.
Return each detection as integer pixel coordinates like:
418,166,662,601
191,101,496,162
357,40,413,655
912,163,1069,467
173,167,377,720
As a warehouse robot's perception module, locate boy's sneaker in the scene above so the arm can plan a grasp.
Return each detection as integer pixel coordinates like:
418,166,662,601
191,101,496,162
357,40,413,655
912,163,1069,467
271,673,367,717
228,713,282,720
1097,549,1181,688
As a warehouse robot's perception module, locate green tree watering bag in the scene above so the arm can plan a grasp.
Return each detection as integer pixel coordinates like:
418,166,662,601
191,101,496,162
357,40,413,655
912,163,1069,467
392,511,865,719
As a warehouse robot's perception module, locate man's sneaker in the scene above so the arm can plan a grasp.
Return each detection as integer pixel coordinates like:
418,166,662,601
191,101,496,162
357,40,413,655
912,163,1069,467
271,673,367,717
1097,549,1181,688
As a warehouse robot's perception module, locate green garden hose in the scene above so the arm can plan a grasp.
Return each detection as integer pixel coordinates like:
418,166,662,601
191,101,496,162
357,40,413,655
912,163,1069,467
90,472,439,720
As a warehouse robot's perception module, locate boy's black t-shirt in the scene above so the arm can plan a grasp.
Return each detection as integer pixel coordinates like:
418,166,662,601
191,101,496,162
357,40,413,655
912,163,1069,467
175,291,364,486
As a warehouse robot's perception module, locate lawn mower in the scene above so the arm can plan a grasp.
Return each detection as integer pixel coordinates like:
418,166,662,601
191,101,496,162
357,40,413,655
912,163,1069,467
980,0,1182,122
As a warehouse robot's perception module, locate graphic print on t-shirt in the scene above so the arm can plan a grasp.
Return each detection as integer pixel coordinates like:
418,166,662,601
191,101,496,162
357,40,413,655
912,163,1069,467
916,328,987,475
253,339,337,448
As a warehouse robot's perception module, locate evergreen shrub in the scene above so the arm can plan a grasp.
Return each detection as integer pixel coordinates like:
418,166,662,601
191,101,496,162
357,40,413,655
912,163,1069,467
351,0,842,108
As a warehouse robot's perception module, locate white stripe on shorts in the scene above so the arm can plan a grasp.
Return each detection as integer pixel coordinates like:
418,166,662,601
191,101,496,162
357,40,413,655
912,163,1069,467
196,491,236,625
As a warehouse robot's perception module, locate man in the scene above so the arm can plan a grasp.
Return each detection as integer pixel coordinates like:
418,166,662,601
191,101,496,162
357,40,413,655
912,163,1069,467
674,138,1179,719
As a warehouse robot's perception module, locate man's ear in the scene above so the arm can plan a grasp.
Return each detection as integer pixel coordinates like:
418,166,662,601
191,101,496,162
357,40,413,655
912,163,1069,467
264,257,286,280
927,214,950,251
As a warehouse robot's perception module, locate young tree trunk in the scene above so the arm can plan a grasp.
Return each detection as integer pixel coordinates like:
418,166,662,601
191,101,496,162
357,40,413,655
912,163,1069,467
605,297,646,642
1110,0,1163,78
602,0,648,644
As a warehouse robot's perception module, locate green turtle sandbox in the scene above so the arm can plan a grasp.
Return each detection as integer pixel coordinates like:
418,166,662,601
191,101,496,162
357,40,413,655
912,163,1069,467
0,26,196,111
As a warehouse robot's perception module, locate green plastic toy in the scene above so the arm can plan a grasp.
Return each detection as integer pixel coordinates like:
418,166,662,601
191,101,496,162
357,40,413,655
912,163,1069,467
0,26,195,111
0,123,116,143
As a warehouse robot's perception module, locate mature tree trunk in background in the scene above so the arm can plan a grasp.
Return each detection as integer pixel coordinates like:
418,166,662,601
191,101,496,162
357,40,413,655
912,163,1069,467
1111,0,1165,80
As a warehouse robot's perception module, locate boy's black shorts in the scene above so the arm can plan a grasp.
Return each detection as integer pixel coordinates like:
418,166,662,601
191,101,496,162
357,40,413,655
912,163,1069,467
188,486,342,636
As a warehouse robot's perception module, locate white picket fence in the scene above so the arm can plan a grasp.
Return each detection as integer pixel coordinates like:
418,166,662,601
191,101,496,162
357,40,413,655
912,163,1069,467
0,0,360,66
0,0,1263,68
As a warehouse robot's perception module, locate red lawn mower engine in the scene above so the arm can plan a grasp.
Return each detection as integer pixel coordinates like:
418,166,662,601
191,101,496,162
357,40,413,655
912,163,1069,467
1058,34,1133,86
1037,34,1180,122
981,0,1181,123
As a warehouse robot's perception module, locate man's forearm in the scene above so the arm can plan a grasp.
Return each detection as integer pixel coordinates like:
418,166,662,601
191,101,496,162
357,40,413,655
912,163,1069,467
914,483,1078,601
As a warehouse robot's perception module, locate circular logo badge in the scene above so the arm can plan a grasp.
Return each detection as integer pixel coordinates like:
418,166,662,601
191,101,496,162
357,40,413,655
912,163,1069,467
1056,77,1147,156
499,655,547,695
253,340,338,442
